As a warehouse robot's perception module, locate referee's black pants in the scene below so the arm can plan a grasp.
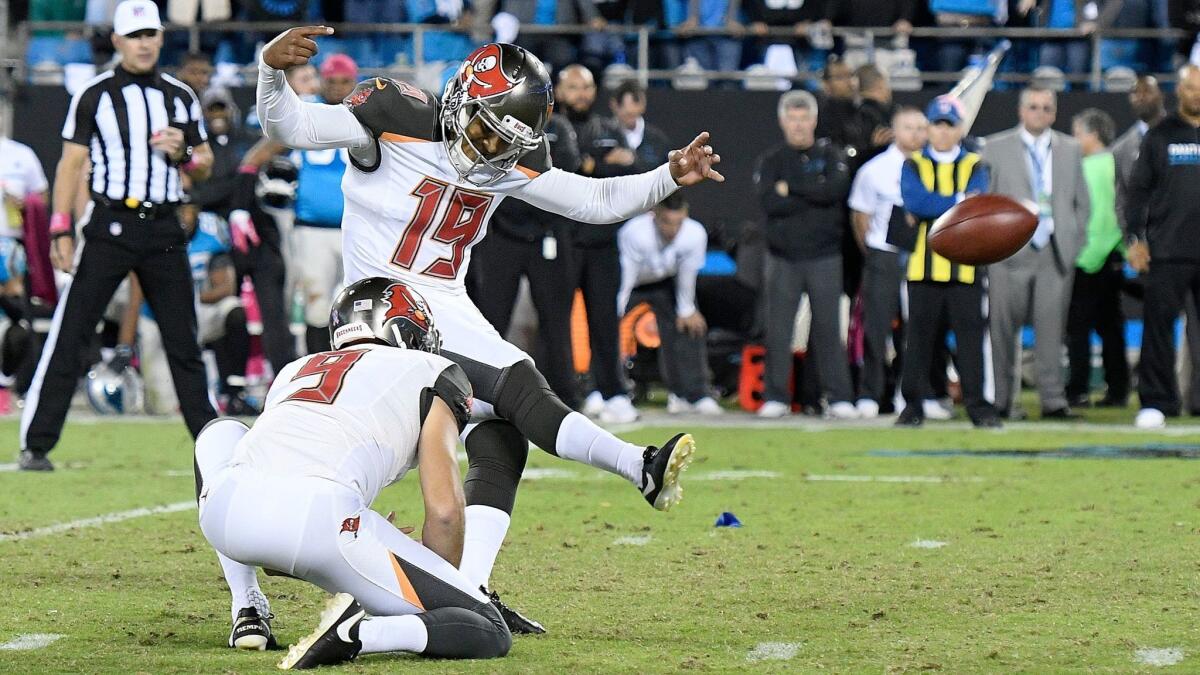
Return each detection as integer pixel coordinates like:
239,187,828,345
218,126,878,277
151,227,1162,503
571,242,624,400
473,229,579,409
21,208,216,453
900,281,996,422
1138,262,1200,416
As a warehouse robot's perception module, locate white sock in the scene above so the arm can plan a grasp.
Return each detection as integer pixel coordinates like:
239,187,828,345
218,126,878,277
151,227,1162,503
554,411,644,484
359,615,428,654
216,551,262,621
459,504,511,589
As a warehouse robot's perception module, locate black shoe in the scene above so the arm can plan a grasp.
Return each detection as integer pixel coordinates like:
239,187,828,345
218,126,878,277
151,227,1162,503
1041,407,1081,420
1096,395,1128,408
972,415,1003,428
278,593,364,670
640,433,696,511
895,407,924,427
484,586,546,635
229,606,278,650
18,449,54,471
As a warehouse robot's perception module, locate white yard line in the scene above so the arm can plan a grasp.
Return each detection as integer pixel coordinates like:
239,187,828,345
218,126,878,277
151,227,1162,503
0,634,64,650
1135,648,1185,667
910,539,949,549
0,501,195,543
805,474,983,483
746,642,800,662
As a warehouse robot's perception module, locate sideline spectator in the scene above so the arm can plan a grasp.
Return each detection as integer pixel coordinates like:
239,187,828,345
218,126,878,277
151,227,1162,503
848,106,928,417
618,193,722,415
743,0,827,73
983,86,1090,420
1126,65,1200,428
815,56,859,150
501,0,606,73
678,0,745,74
177,51,213,100
1066,108,1128,409
753,90,856,419
609,80,673,175
558,64,640,424
853,64,897,165
896,96,1001,428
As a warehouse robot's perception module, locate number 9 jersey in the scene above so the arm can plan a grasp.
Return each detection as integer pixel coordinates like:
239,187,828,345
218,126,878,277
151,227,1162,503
230,344,472,506
338,77,552,295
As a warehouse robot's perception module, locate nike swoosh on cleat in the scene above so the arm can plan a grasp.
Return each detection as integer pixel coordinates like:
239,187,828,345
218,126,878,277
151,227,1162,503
641,474,656,497
336,610,365,643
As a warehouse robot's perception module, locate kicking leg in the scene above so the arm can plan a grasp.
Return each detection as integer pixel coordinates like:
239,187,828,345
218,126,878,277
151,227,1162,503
491,360,695,510
194,418,276,650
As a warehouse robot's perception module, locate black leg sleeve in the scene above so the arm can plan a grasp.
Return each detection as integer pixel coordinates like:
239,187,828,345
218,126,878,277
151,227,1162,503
463,420,528,514
492,360,572,455
416,603,512,659
249,244,298,372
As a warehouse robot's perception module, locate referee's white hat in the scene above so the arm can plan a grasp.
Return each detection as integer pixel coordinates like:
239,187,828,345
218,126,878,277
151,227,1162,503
113,0,163,36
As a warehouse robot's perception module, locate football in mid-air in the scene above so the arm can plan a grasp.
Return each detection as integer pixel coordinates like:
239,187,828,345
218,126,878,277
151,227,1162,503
928,194,1038,265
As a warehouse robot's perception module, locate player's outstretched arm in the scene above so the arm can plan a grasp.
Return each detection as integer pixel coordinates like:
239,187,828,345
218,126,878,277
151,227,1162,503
513,132,723,224
416,398,467,567
256,26,372,150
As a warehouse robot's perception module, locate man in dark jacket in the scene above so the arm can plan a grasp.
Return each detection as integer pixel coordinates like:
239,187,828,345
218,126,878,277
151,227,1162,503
558,64,641,424
471,114,583,410
1126,64,1200,428
753,90,857,419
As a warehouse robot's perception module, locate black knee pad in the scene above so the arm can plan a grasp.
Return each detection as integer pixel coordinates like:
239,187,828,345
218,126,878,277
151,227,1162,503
492,360,571,454
416,603,511,659
463,420,527,514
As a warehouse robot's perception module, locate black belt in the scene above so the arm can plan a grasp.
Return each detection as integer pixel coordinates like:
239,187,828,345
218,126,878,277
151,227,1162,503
92,194,179,220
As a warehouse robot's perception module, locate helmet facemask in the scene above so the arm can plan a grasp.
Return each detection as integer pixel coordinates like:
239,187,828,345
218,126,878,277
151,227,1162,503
440,45,552,187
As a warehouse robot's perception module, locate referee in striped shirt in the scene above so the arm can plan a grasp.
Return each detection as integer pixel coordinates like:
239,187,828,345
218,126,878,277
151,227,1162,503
18,0,216,471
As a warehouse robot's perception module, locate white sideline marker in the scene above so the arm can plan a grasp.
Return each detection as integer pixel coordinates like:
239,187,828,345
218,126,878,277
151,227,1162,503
0,634,64,651
612,534,652,546
0,501,195,543
746,642,800,662
1135,648,1185,667
910,539,949,549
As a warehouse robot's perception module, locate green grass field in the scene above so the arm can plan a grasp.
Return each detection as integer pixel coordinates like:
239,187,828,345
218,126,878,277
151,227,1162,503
2,413,1198,673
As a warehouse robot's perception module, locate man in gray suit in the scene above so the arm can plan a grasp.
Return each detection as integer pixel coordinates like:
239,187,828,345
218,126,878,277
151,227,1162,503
982,86,1091,419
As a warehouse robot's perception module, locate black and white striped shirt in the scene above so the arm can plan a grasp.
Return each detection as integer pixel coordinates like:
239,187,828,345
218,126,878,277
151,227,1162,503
62,65,207,206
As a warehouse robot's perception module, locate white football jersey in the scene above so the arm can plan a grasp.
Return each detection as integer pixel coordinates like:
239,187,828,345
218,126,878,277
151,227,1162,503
231,343,472,504
339,78,550,295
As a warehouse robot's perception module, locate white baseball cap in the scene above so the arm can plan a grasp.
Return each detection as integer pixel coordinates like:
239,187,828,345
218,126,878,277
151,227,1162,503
113,0,163,36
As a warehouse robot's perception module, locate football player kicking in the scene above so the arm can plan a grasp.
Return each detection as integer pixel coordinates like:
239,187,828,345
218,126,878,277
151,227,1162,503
195,277,511,668
254,25,725,628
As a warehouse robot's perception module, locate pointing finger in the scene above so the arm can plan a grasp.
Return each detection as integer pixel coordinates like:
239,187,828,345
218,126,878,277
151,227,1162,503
295,25,334,37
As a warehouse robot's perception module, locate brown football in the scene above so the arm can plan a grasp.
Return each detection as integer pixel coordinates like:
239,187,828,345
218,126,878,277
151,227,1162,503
927,194,1038,265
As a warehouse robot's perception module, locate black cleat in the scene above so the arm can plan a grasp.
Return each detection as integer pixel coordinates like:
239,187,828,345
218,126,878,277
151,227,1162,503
894,407,924,427
278,593,364,670
640,433,696,511
229,606,278,650
223,392,261,417
18,449,54,471
484,587,546,635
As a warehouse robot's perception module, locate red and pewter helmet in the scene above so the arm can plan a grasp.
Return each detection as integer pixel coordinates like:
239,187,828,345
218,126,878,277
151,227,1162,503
441,43,554,186
329,277,442,353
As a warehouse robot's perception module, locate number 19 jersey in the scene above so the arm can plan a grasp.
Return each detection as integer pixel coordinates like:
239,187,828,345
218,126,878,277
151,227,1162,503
231,344,472,505
338,78,553,295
